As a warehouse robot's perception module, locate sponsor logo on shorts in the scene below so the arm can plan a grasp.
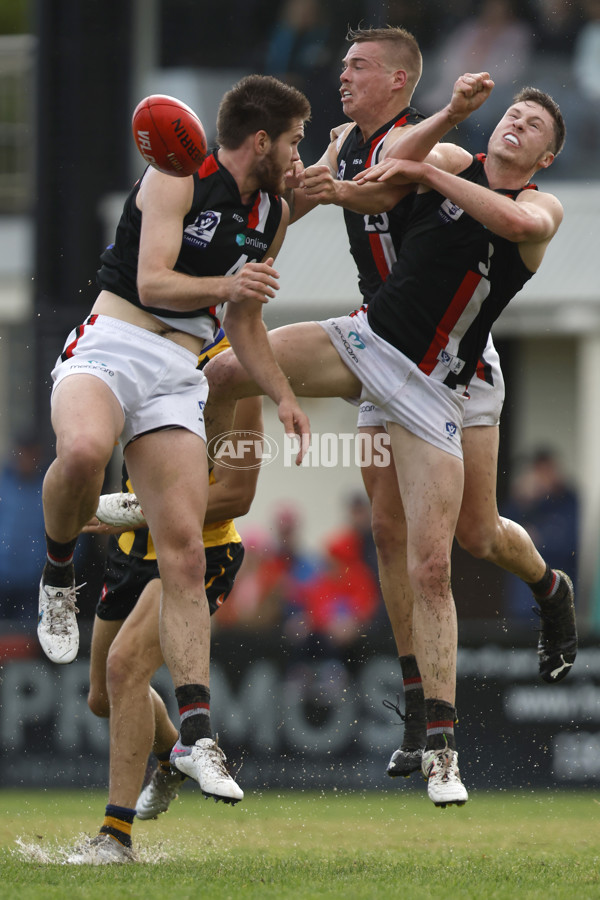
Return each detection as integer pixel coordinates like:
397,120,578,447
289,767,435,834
445,421,458,439
437,348,465,375
331,323,360,363
347,330,366,350
183,210,222,248
70,361,115,376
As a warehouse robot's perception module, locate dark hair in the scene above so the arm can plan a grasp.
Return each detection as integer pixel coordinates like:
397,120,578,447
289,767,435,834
512,87,566,155
217,74,311,150
346,25,423,95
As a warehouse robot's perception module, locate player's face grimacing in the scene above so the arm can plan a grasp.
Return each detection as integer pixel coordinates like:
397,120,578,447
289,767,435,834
339,41,396,122
256,119,305,194
489,101,556,172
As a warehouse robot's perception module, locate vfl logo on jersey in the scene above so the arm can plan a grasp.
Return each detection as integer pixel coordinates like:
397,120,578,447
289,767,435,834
445,421,458,439
437,348,465,375
337,160,346,181
364,212,390,234
183,210,222,248
438,198,464,224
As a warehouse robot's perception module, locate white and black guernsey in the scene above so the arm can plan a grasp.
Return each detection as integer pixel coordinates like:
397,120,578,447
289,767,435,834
367,154,537,390
96,150,283,337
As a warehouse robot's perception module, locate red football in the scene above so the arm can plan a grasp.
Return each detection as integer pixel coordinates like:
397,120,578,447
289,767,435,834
132,94,208,177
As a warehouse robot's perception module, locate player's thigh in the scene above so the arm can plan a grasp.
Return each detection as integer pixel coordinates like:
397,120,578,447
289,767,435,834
51,374,124,452
124,427,208,547
458,424,500,532
108,578,164,678
359,426,406,536
268,322,361,398
387,422,463,557
88,616,124,714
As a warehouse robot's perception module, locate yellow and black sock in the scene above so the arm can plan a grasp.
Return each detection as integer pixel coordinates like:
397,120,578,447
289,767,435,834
99,804,135,848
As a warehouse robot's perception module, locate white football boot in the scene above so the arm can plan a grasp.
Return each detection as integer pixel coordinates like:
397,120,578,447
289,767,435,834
95,492,146,528
136,765,186,820
422,748,468,808
170,737,243,804
67,834,136,865
37,580,80,664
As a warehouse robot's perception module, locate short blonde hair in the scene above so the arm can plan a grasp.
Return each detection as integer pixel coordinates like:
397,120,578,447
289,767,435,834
346,26,423,95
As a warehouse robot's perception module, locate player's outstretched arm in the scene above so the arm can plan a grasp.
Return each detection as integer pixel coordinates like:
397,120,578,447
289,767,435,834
301,163,410,214
382,72,495,165
222,294,310,466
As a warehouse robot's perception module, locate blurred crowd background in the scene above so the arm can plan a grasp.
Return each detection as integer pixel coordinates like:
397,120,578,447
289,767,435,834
0,0,590,655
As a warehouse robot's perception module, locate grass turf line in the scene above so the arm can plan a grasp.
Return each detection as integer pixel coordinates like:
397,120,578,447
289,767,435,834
0,788,598,899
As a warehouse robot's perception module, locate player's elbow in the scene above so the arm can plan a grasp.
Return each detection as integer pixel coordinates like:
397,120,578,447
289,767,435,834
505,208,554,244
136,276,156,307
137,268,167,307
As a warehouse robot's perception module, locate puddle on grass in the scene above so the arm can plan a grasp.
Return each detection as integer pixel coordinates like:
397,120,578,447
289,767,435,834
12,834,178,866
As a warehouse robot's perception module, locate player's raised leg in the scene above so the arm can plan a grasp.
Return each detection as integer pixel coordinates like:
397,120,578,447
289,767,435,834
204,321,362,444
456,425,577,682
39,374,124,665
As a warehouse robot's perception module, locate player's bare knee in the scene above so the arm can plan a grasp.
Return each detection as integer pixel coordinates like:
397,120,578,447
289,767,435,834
87,687,110,718
409,550,452,599
158,535,206,586
371,512,406,565
57,434,112,487
105,641,144,698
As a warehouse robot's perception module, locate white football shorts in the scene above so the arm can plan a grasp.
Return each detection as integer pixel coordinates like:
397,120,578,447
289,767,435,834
357,334,505,431
51,314,208,447
317,312,465,459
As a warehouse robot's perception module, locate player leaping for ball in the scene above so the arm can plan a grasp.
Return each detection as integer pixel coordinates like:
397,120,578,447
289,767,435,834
286,27,577,786
37,75,311,811
203,75,568,807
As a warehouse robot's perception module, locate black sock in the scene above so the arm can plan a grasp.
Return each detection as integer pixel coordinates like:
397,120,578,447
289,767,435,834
175,684,212,745
100,804,135,848
425,698,457,751
43,533,77,587
527,564,557,600
399,655,426,750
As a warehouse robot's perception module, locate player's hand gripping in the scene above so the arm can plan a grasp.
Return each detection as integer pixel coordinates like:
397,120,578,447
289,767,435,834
298,165,340,204
354,157,425,187
226,257,280,304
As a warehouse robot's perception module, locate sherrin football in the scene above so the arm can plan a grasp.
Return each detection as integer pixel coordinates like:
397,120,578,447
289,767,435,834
132,94,207,177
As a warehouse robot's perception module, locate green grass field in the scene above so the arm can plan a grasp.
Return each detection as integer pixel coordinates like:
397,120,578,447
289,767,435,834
0,788,598,899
